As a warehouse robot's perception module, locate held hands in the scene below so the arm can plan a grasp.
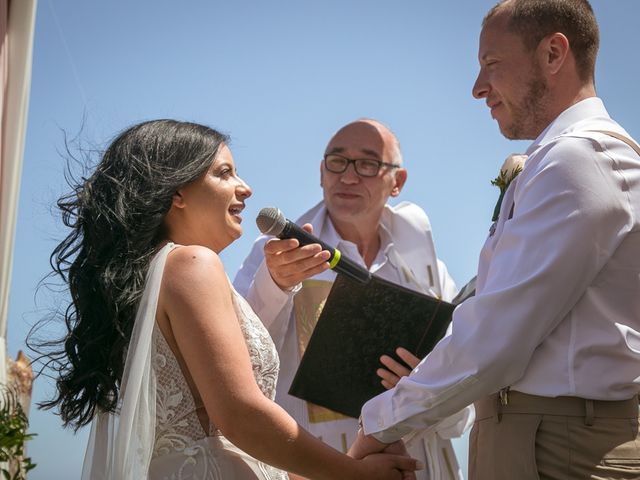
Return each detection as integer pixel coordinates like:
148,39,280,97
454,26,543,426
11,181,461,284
354,348,423,478
348,428,421,480
264,223,331,290
377,347,421,390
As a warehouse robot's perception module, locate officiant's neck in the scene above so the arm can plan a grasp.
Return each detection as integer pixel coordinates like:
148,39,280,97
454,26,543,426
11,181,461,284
329,214,381,269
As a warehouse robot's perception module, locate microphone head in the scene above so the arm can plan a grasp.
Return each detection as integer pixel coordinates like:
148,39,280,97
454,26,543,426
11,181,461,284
256,207,287,236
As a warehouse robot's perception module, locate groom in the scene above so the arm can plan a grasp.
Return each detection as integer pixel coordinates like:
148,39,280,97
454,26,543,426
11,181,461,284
350,1,640,479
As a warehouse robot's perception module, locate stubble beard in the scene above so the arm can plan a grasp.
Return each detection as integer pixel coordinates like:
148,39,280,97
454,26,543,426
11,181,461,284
501,69,550,141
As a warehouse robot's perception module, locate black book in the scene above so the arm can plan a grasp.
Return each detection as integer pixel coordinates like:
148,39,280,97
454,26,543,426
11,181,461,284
288,273,457,419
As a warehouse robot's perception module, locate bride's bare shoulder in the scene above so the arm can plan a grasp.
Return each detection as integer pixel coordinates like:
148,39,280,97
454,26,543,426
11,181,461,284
162,245,227,294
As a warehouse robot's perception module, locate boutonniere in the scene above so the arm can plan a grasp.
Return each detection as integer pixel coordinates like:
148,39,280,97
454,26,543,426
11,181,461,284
491,153,527,222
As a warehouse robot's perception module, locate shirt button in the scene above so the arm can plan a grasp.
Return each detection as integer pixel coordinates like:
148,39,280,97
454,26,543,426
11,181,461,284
378,419,385,427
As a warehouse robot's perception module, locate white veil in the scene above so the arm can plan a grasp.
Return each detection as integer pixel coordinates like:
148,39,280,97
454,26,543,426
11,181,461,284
82,243,174,479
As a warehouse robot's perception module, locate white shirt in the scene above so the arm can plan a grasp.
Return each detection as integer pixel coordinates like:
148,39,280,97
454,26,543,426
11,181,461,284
234,201,471,479
362,97,640,443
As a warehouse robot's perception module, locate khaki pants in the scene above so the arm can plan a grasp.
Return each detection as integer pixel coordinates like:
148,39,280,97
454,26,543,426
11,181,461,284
469,391,640,480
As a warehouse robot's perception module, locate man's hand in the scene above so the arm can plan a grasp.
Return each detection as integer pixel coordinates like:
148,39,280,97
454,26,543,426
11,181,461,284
264,223,331,290
377,347,420,390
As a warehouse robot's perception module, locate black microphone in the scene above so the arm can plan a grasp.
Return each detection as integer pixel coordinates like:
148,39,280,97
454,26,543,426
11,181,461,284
256,207,372,284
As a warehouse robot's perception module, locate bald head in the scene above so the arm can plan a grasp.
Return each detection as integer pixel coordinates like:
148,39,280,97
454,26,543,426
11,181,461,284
326,119,403,167
320,118,408,240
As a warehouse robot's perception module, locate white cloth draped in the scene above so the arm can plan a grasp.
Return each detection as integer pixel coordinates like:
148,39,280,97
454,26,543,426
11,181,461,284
82,243,173,479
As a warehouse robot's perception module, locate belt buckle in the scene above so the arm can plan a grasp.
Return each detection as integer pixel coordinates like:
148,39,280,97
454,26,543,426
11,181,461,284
499,387,510,406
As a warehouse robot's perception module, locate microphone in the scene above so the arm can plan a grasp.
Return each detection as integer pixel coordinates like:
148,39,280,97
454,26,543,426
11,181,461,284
256,207,372,284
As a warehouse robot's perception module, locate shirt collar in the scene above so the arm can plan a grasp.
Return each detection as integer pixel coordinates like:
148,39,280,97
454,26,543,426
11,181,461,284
526,97,610,156
378,221,394,257
321,211,394,266
320,213,342,251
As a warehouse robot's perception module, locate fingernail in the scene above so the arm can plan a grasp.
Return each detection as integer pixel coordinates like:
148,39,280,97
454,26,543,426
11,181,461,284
416,461,425,470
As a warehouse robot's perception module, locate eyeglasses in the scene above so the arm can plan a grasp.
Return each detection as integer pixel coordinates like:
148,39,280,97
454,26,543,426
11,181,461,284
323,153,400,178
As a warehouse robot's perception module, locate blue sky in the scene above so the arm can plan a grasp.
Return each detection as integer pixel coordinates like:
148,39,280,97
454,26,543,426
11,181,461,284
7,1,640,478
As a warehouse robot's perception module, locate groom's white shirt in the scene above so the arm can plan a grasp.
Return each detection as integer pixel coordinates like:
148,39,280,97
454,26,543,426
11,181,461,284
361,97,640,443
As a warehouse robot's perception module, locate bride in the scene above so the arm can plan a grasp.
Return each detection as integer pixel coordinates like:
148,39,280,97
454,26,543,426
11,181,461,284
37,119,419,479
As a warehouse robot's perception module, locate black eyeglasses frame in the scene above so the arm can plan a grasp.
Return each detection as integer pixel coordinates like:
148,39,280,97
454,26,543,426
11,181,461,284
323,153,400,178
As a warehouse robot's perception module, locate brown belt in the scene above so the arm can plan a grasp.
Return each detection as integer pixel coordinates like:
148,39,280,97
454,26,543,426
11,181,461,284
475,391,640,426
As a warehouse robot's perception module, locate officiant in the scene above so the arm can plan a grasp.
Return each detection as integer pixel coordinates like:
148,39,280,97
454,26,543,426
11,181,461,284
234,118,473,480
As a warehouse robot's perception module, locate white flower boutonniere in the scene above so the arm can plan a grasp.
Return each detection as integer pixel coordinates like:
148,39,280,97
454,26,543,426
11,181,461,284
491,153,527,222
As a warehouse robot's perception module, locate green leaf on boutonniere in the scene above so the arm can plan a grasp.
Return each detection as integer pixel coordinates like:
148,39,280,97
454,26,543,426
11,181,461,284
491,154,527,222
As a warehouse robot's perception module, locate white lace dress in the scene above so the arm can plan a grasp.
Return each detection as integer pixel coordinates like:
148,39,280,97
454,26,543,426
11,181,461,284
148,290,289,479
148,248,289,479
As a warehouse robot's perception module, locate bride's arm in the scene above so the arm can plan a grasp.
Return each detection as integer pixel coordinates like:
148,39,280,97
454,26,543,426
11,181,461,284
158,245,418,480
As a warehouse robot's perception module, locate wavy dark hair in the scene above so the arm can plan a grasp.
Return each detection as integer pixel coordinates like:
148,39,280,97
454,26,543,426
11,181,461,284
35,119,228,430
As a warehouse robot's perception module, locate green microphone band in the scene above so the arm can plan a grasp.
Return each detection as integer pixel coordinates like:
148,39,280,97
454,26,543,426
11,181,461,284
329,248,341,269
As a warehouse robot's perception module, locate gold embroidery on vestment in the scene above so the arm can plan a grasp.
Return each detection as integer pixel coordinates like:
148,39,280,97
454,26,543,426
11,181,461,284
294,279,349,423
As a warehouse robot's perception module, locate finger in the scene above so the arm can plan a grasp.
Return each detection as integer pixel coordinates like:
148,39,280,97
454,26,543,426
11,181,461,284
264,237,309,255
272,243,327,265
265,248,326,279
381,379,396,390
284,245,330,266
267,250,332,289
380,355,412,378
268,248,331,276
273,260,331,287
302,223,314,235
396,347,420,369
402,471,418,480
263,238,301,256
389,455,422,472
381,440,408,456
295,255,331,277
376,367,401,388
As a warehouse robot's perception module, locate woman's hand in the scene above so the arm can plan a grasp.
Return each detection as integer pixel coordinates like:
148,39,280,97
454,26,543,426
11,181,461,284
377,347,421,390
357,451,421,480
347,425,421,479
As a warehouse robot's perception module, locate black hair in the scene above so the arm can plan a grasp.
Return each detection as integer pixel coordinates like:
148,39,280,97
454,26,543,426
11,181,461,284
34,119,228,430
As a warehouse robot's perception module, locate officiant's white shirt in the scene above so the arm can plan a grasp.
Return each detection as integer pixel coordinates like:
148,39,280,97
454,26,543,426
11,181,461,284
234,201,472,479
362,97,640,443
234,202,460,439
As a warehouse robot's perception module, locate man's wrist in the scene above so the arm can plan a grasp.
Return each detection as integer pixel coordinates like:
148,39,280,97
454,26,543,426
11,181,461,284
349,422,387,459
